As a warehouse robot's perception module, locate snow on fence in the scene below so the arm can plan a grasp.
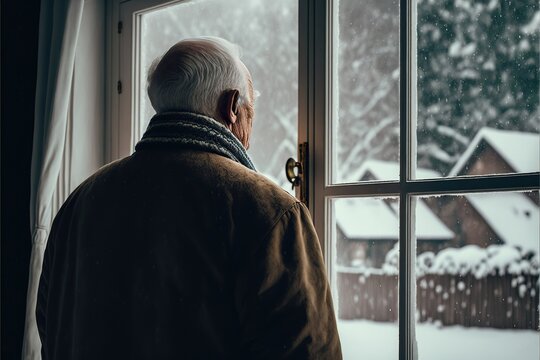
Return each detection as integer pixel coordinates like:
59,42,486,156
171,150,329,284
337,245,540,329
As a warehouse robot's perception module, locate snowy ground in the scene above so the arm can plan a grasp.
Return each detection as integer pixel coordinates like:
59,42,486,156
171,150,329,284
338,320,540,360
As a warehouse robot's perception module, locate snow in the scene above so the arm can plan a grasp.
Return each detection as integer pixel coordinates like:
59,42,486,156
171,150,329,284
437,125,469,145
519,39,531,51
448,128,540,176
382,243,539,277
388,200,454,239
466,192,540,253
482,59,495,70
519,284,528,297
420,143,460,164
487,0,498,11
454,0,472,10
336,197,454,242
429,245,489,277
335,198,398,240
416,200,454,240
460,42,476,56
449,41,461,57
521,11,540,35
417,252,435,274
338,320,540,360
458,69,480,79
448,40,476,57
425,245,530,276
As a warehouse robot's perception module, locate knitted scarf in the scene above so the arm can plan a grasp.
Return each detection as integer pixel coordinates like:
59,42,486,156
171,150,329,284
135,112,257,171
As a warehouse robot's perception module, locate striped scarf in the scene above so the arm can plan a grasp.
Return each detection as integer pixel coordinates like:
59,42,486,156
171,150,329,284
135,112,256,171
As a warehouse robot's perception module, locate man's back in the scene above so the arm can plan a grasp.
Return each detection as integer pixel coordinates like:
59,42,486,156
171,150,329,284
37,148,342,359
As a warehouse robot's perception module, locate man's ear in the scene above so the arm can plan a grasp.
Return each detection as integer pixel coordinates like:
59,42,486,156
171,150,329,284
219,89,240,127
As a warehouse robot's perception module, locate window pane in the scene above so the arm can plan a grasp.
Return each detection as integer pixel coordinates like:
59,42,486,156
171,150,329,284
139,0,298,191
331,0,400,184
415,191,540,360
331,197,399,359
416,0,540,178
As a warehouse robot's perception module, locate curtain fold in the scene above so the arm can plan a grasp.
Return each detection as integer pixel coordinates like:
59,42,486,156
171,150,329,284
22,0,85,359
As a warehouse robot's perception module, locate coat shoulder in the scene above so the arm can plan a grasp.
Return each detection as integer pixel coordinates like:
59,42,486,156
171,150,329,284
222,158,298,208
208,152,302,223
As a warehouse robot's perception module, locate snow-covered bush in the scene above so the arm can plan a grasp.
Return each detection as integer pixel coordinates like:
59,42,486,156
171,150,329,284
417,251,436,275
382,243,539,278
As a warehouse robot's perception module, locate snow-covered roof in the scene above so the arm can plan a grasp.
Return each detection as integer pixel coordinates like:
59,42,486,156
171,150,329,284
345,159,440,183
416,201,455,240
388,201,454,240
466,192,539,253
335,198,398,240
449,128,540,176
336,198,454,241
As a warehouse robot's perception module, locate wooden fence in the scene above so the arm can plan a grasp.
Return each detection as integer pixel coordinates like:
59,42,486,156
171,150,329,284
337,271,539,329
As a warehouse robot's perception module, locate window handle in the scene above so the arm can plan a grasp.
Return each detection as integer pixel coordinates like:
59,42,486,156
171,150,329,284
285,158,302,189
285,142,309,206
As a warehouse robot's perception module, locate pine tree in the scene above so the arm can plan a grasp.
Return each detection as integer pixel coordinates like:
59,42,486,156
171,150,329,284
417,0,539,175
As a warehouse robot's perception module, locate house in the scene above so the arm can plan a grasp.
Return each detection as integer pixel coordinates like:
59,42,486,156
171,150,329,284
336,160,455,268
448,127,539,205
465,192,539,253
337,127,540,268
427,127,540,254
448,127,540,177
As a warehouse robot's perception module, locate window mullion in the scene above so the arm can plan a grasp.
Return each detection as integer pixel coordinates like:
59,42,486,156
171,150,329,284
399,0,416,359
399,193,417,360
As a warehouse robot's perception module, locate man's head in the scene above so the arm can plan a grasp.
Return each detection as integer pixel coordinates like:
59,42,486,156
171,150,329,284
147,37,255,148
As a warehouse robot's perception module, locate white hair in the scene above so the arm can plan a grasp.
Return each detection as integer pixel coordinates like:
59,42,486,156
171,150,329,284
147,37,249,118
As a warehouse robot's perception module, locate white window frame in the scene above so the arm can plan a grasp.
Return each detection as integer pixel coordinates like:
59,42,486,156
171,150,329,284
107,0,310,163
108,0,178,161
107,1,540,359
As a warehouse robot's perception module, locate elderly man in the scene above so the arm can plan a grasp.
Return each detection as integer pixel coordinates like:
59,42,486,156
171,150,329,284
36,37,342,359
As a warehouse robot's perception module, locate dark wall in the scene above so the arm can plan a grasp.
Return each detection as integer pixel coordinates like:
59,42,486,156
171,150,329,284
1,0,41,358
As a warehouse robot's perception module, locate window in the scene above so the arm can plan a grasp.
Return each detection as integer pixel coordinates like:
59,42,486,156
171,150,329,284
113,0,298,191
110,0,540,359
323,0,539,358
137,0,298,190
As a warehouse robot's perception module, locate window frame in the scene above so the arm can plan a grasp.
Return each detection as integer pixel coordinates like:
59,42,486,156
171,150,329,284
312,1,540,359
107,0,180,161
108,0,310,163
108,1,540,359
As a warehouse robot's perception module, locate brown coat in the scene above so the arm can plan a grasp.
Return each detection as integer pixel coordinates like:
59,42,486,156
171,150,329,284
37,148,342,359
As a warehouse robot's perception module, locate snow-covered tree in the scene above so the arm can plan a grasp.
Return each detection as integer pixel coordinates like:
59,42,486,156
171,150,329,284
336,0,400,181
417,0,539,175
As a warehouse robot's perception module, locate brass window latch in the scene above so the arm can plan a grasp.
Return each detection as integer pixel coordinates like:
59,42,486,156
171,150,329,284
285,142,308,206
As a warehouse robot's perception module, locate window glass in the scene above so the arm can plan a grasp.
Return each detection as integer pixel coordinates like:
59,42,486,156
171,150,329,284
415,191,540,359
416,0,540,178
331,197,399,359
331,0,400,184
139,0,298,190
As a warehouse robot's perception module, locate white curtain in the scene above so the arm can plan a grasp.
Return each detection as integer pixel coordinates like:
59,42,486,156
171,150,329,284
22,0,85,359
